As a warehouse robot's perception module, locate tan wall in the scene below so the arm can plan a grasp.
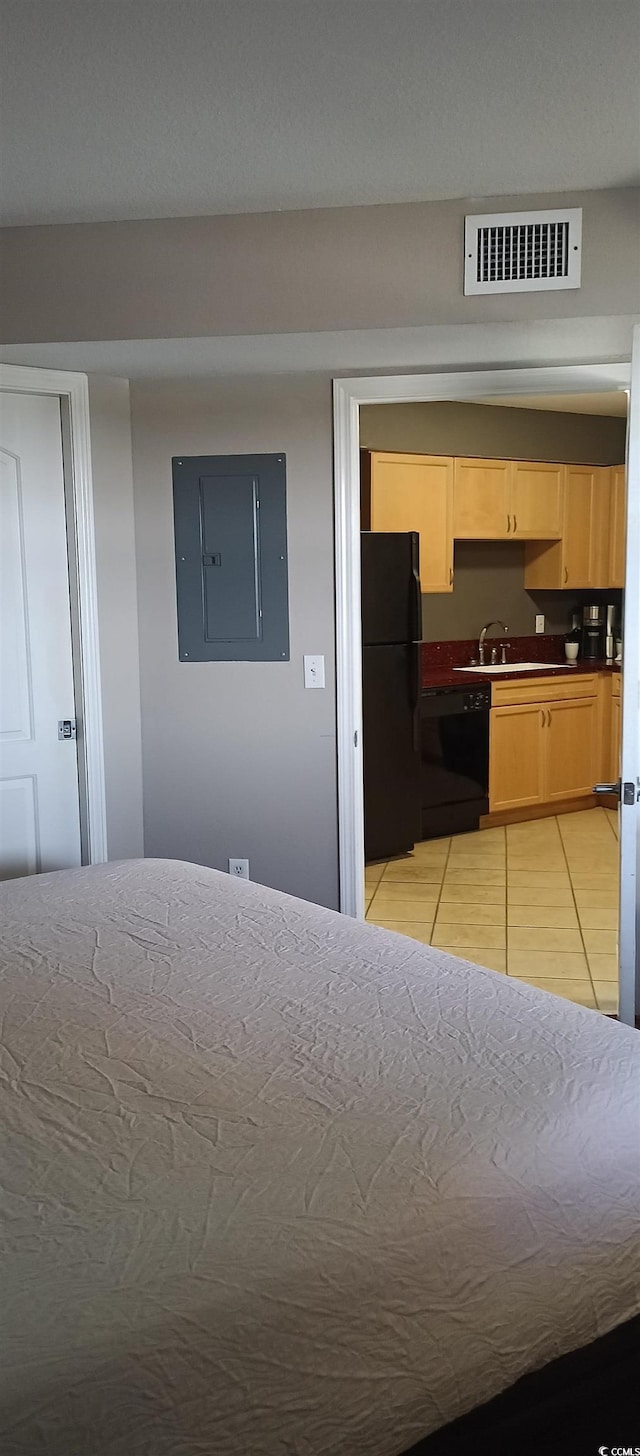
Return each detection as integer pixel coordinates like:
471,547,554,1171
359,401,627,464
2,187,639,343
130,375,339,909
361,401,627,642
88,376,144,859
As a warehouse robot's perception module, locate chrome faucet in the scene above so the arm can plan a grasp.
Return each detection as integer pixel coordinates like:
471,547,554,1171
478,620,509,666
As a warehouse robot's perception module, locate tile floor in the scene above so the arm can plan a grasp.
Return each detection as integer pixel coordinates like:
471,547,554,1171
365,807,619,1014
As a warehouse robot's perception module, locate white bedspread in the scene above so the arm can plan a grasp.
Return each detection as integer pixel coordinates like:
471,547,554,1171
1,858,639,1455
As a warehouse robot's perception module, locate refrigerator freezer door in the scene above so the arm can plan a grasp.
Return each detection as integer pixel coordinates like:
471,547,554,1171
361,532,421,646
363,643,421,862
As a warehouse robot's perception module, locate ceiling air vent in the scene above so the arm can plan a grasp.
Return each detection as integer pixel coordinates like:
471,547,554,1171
464,208,582,296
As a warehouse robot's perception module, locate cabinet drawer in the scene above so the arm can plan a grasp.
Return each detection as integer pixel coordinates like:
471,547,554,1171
491,673,599,707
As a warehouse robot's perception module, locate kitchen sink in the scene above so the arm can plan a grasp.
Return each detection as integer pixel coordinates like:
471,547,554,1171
454,661,569,674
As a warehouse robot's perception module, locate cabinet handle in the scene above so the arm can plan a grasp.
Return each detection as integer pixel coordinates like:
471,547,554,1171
564,566,569,583
449,566,453,586
513,515,517,534
506,514,511,533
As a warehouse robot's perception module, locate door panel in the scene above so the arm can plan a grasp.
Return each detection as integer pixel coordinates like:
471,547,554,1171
545,697,598,801
370,454,453,593
489,704,544,812
609,465,626,588
453,458,510,539
562,466,593,588
511,461,562,538
0,393,81,878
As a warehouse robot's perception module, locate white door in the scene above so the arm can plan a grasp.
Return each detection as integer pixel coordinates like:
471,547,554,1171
0,392,82,878
617,327,640,1026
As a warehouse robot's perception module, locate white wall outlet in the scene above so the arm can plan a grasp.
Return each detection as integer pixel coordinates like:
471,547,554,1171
303,654,325,689
535,615,545,634
228,858,250,879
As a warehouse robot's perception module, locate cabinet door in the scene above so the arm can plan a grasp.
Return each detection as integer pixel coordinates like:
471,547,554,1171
545,697,598,801
511,461,562,539
453,458,510,539
609,465,626,588
562,466,595,588
610,694,622,781
370,454,454,593
489,704,545,812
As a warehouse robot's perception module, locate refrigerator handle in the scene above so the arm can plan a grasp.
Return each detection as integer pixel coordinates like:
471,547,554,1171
411,568,422,643
410,641,421,751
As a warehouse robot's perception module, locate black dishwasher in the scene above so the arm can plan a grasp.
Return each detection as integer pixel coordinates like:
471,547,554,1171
420,685,490,840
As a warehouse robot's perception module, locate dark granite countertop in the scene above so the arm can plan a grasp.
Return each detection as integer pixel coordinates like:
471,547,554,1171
421,660,620,691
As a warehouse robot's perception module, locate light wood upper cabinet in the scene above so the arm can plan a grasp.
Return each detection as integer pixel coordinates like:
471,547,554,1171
489,703,545,812
524,465,612,590
453,458,511,539
609,465,626,588
453,457,562,541
510,461,563,539
365,452,454,593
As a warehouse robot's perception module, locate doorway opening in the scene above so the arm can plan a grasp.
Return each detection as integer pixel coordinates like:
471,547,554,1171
333,360,637,1025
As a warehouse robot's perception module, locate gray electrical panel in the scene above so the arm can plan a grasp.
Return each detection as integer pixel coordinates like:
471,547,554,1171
172,453,289,662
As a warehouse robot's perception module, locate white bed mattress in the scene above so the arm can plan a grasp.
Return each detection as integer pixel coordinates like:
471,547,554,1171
1,858,639,1455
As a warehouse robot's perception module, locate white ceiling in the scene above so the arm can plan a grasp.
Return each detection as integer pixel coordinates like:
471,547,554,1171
1,0,639,227
478,392,628,417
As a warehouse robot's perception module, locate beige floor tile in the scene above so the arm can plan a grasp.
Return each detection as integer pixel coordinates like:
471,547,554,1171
370,896,436,923
368,920,434,943
507,948,589,979
365,893,374,912
453,827,505,846
444,866,506,886
577,906,618,931
508,925,583,953
365,863,386,885
563,850,618,867
435,901,505,927
508,883,573,906
370,881,440,904
569,871,619,891
414,836,451,850
507,903,579,929
432,923,505,949
572,888,619,909
507,822,560,842
410,841,450,859
439,882,505,906
447,851,506,869
593,982,619,1014
581,928,618,957
381,861,445,883
439,947,507,973
508,854,567,872
508,974,597,1009
508,868,570,888
587,953,618,981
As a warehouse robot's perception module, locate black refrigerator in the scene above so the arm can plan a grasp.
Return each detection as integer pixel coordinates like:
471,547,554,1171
361,532,422,862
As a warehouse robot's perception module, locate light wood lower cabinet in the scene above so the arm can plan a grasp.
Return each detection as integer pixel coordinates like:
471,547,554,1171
490,704,546,812
610,676,622,780
489,681,599,813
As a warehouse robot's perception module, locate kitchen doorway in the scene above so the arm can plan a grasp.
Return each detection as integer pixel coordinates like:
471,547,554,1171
333,353,639,1025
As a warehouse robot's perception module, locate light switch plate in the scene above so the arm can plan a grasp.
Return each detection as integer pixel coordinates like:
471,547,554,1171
304,654,325,689
535,615,545,634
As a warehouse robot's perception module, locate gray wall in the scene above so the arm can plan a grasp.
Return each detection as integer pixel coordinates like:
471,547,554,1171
88,376,144,859
130,375,338,909
361,401,627,642
2,187,638,342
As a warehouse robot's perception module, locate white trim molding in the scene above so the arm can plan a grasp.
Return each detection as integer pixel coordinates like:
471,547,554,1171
0,364,108,863
333,361,631,926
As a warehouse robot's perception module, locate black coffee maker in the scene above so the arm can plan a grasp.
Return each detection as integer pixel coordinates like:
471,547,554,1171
581,604,605,661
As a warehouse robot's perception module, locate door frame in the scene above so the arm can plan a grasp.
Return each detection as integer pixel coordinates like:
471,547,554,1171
1,364,108,864
333,359,635,1010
